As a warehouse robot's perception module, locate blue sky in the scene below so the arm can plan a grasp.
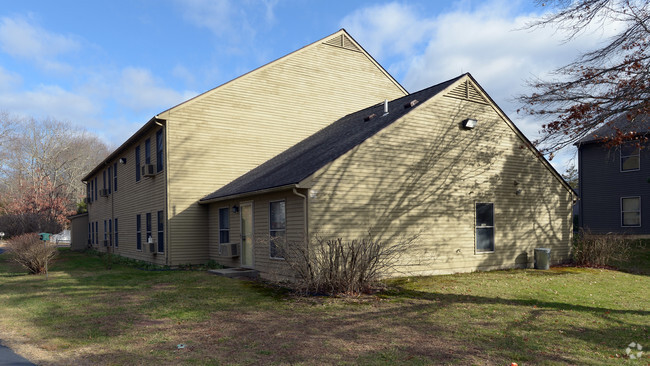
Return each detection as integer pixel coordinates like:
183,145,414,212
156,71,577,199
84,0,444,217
0,0,617,171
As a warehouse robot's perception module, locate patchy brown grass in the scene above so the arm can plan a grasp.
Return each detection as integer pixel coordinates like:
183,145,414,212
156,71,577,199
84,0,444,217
0,248,648,365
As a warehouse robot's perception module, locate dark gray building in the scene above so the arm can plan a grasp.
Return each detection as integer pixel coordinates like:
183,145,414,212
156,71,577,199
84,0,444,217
578,115,650,236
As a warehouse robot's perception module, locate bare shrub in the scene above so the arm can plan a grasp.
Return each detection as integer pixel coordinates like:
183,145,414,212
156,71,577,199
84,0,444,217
573,229,630,267
5,233,58,274
275,233,419,295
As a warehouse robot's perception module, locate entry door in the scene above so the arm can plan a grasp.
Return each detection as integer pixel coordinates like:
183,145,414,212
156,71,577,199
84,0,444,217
240,202,254,267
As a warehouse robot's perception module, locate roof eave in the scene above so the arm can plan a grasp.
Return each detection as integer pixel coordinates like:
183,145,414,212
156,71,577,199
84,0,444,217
198,184,301,205
81,116,166,182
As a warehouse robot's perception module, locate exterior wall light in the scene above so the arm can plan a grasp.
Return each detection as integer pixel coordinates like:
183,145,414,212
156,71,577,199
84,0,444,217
462,119,477,129
119,158,127,164
232,205,239,214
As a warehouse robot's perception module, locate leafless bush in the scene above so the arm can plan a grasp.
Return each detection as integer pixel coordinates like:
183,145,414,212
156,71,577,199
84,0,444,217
275,233,419,295
573,229,630,267
5,233,57,274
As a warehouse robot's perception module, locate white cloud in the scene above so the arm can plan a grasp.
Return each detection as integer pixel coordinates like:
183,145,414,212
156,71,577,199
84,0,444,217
0,84,99,125
341,0,620,168
0,16,80,72
117,67,197,112
0,66,22,92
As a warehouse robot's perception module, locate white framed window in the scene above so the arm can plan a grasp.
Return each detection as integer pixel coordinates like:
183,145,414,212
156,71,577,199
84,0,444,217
269,200,286,259
620,144,640,172
218,207,230,244
621,196,641,227
475,202,495,253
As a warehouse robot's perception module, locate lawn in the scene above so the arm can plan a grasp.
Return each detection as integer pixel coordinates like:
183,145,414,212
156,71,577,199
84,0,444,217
0,245,648,366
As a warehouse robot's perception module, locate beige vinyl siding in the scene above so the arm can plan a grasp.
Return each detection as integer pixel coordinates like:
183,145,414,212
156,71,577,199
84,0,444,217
86,126,167,265
163,36,406,265
207,190,306,279
69,214,88,251
307,77,572,276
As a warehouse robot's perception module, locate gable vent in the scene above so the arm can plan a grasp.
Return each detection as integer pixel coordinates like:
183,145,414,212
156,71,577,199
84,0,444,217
324,34,361,52
445,80,488,104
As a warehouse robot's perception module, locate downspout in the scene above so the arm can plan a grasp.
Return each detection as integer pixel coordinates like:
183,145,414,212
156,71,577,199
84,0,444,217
154,118,169,266
292,188,308,245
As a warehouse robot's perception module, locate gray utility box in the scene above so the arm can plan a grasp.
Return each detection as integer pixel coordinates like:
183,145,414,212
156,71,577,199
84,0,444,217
534,248,551,270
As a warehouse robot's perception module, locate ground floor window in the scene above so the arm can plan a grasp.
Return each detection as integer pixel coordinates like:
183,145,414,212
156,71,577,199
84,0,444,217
146,213,152,248
157,211,164,253
621,196,641,227
114,218,119,247
476,203,494,252
136,214,141,251
219,207,230,244
269,200,286,259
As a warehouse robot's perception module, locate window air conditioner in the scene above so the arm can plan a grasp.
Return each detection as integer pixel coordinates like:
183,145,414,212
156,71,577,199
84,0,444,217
141,164,155,177
219,243,240,257
99,189,109,197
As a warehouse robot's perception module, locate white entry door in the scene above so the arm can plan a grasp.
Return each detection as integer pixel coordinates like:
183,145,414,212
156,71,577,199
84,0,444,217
240,202,254,267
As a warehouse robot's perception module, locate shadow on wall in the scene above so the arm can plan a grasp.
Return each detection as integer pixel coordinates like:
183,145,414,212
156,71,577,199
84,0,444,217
310,99,570,274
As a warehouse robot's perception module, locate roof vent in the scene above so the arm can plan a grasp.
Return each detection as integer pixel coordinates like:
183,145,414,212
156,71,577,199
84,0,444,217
404,99,419,109
364,113,377,122
383,99,389,116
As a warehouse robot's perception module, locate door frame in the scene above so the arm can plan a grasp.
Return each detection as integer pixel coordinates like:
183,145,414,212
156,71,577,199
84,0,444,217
239,201,254,268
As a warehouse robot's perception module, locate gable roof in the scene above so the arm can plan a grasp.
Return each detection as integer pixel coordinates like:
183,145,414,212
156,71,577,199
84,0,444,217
82,29,406,182
577,114,650,145
199,74,465,203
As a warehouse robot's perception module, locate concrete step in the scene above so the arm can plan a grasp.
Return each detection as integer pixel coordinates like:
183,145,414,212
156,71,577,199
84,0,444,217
208,268,259,279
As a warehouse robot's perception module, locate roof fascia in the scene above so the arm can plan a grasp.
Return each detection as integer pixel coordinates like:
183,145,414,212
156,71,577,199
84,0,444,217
198,184,299,205
159,29,407,118
81,116,166,182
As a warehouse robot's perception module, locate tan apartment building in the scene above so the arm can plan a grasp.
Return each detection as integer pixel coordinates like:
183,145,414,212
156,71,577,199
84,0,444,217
200,74,575,278
78,30,407,265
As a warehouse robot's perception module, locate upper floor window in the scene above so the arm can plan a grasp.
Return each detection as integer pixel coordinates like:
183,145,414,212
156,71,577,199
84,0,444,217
156,129,164,172
107,166,112,194
135,145,141,182
113,162,118,192
94,177,98,200
269,200,286,259
621,197,641,227
219,207,230,244
145,138,151,165
621,144,640,171
476,203,495,253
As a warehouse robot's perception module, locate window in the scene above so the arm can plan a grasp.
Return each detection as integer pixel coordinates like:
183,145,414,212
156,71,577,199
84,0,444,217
621,197,641,227
95,222,98,245
145,138,151,165
104,220,107,244
157,211,164,253
88,180,93,203
476,203,495,252
135,145,141,182
113,162,118,192
146,213,152,247
219,208,230,244
621,144,640,171
108,219,112,246
114,218,119,247
136,214,142,251
86,182,90,203
107,166,112,194
269,200,286,259
94,177,98,200
90,222,94,244
88,223,91,244
103,170,107,191
156,129,164,172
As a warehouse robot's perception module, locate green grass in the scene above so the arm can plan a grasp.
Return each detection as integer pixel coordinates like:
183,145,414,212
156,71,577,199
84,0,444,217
0,247,648,365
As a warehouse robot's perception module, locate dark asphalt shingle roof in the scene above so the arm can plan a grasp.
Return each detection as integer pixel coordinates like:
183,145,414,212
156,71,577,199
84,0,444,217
200,74,466,202
578,114,650,145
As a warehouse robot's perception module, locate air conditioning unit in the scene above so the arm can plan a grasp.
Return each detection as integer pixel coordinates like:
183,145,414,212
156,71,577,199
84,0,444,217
149,242,156,254
219,243,240,257
141,164,155,177
99,188,109,197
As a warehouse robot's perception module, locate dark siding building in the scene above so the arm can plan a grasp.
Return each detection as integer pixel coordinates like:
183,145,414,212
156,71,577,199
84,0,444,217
578,115,650,235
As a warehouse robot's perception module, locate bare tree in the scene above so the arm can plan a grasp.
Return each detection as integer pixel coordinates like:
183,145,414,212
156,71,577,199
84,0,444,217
518,0,650,157
0,115,110,232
